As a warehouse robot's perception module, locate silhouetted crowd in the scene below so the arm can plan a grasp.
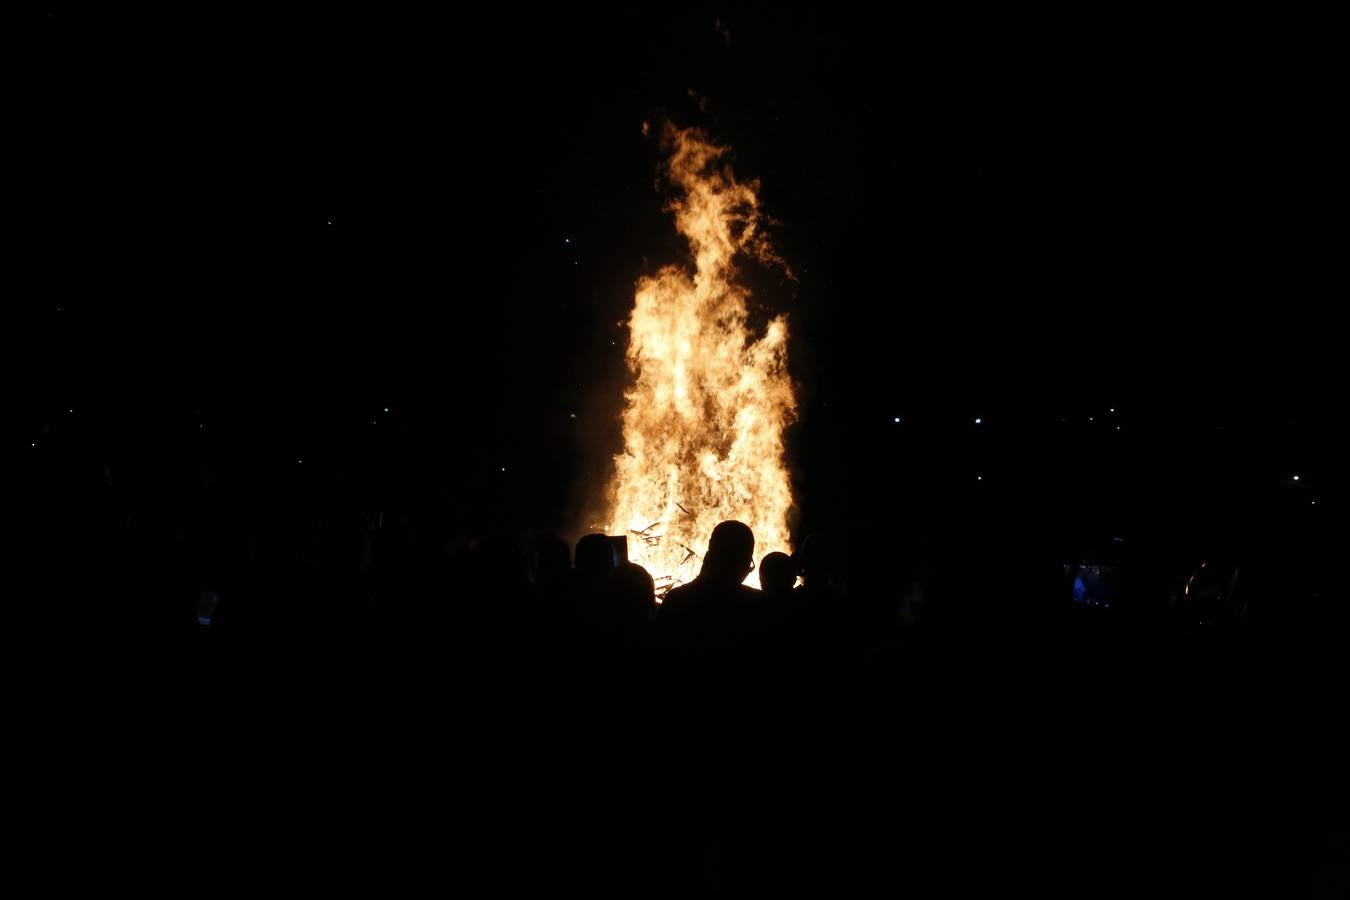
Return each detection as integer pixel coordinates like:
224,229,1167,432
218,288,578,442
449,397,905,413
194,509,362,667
2,461,1346,892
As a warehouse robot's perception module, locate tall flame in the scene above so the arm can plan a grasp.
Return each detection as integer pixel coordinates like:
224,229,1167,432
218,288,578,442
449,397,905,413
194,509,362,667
606,124,796,593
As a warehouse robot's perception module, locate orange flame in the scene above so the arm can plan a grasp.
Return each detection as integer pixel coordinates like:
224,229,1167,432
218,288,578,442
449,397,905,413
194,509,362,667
606,124,795,593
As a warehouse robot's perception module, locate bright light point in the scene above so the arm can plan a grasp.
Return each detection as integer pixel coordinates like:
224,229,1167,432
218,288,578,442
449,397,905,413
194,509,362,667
1116,426,1121,431
974,417,982,425
976,475,983,481
1089,417,1094,422
30,442,36,448
563,238,571,244
500,467,506,472
1109,408,1115,413
1293,475,1300,481
383,407,389,413
297,459,303,464
893,416,900,423
1311,500,1317,505
569,413,577,419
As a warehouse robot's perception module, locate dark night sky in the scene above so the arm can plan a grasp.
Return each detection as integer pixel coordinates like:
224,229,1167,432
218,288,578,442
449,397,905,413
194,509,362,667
4,8,1338,544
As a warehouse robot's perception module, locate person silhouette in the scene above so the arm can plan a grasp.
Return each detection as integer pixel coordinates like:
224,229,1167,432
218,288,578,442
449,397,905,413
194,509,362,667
656,520,765,656
759,551,797,600
596,560,656,640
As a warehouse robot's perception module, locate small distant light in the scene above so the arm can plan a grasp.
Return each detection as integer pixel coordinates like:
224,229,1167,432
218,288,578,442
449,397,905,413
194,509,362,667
563,238,571,245
371,419,377,425
383,407,390,413
327,218,333,225
199,423,204,429
974,417,982,425
31,442,37,448
976,474,983,481
1116,425,1121,431
297,458,303,465
569,413,577,419
1292,475,1300,481
893,416,901,424
500,467,506,472
1089,417,1094,422
1311,500,1317,505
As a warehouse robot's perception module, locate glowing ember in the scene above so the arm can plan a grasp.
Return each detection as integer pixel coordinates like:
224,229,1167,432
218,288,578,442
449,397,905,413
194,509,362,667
605,124,796,594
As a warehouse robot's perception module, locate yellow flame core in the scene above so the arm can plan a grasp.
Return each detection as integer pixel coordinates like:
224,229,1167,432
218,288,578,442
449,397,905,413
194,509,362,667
606,125,795,592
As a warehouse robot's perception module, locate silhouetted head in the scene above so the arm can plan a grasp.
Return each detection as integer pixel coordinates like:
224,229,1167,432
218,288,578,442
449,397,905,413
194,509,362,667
699,520,755,584
759,551,796,595
608,561,656,623
576,533,615,579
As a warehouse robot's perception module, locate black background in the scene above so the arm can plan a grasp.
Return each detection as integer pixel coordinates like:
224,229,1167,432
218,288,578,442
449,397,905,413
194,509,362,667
5,7,1338,553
